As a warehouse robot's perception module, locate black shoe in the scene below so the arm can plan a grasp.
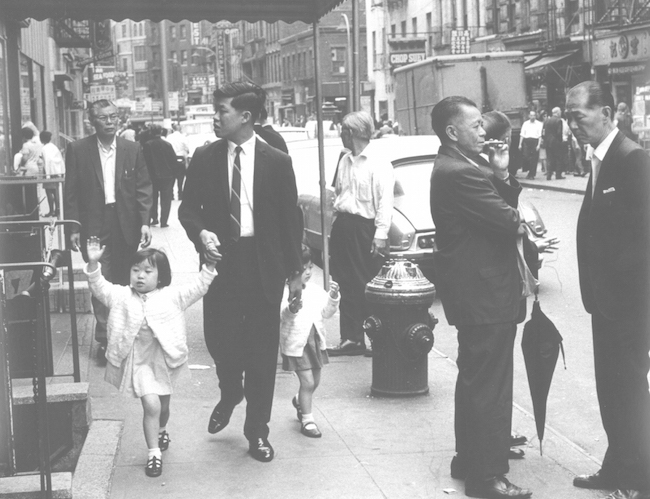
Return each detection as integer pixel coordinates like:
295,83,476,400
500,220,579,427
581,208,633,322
158,430,170,451
300,421,322,438
327,340,366,357
161,224,169,228
466,476,532,498
145,455,162,477
248,438,274,462
151,219,159,226
573,470,617,490
450,454,467,479
96,342,107,364
208,406,232,434
556,175,565,179
509,447,525,459
510,434,527,446
292,396,302,422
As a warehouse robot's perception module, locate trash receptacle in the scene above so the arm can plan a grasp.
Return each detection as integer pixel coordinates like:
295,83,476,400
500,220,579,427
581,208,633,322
363,258,437,397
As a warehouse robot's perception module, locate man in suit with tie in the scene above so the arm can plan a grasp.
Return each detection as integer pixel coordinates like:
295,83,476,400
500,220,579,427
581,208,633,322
179,81,302,463
143,125,177,228
429,96,532,499
64,99,153,361
567,81,650,499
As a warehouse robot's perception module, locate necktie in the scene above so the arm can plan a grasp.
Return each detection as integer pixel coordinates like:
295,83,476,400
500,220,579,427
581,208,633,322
230,146,242,242
591,155,601,196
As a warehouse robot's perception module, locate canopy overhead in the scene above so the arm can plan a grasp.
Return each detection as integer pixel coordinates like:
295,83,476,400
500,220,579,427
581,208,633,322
1,0,345,23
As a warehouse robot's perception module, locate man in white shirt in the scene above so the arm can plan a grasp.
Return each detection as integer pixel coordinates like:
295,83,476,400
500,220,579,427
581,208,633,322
39,130,64,217
519,110,543,179
64,100,153,361
327,111,395,357
164,124,189,199
567,81,650,499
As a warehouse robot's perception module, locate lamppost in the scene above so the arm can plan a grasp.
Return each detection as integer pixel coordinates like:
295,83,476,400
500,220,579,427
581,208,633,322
341,14,353,115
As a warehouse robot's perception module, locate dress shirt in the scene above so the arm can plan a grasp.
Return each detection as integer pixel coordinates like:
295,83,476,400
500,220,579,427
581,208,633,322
228,135,256,237
520,119,543,139
165,131,189,158
97,136,117,204
41,142,65,176
588,127,618,196
333,144,394,240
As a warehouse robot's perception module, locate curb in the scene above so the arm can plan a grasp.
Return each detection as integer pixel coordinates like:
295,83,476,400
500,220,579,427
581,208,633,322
519,180,586,195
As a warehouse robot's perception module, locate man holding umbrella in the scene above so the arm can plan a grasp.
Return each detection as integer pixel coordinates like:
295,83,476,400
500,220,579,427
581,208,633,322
429,96,532,499
567,81,650,499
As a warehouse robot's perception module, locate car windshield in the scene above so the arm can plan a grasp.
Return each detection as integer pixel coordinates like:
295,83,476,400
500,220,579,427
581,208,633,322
394,159,433,200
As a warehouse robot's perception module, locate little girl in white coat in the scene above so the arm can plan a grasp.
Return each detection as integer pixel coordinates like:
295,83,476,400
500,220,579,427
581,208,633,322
85,237,218,477
280,245,339,438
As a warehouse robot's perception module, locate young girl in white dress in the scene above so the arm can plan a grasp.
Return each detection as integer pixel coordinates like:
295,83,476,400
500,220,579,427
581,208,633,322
85,237,218,477
280,245,339,438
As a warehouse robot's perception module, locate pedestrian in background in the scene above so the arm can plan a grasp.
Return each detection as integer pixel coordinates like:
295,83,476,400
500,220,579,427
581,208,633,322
164,123,190,200
64,99,153,362
39,130,64,217
614,102,637,142
84,240,218,478
567,81,650,499
430,96,532,499
143,125,177,228
542,107,565,180
280,245,339,439
519,110,543,179
327,111,394,357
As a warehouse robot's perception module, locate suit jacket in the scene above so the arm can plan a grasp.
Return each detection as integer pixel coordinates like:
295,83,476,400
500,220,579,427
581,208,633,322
64,134,153,247
543,116,563,145
254,124,289,154
430,145,523,326
143,137,177,180
178,137,302,304
577,130,650,322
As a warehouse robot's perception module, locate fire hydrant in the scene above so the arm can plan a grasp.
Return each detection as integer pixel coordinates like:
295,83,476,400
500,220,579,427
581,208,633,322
363,258,437,397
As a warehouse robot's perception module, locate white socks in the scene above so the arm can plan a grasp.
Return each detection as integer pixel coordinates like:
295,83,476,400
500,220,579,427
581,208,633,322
148,447,161,459
301,413,315,424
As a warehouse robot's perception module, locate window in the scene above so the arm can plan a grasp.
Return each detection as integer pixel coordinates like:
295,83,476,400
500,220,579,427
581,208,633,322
331,47,346,74
426,12,433,54
565,0,580,33
401,21,407,37
152,25,157,39
170,26,177,40
121,23,127,38
135,71,148,88
180,24,187,39
171,51,178,63
122,57,128,71
412,17,418,36
508,1,516,32
372,31,377,67
181,50,188,65
134,45,146,62
391,24,396,37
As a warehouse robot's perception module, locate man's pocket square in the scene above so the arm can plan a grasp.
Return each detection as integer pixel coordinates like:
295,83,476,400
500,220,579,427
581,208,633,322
603,187,616,194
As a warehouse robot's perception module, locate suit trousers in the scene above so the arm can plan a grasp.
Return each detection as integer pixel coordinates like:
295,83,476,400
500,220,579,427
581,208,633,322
151,177,174,226
86,204,137,343
521,138,540,177
455,322,516,483
330,213,384,344
173,157,186,198
545,140,565,179
203,237,281,441
592,311,650,491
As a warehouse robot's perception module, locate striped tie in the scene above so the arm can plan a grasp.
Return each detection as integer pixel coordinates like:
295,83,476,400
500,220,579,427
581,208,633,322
230,146,242,242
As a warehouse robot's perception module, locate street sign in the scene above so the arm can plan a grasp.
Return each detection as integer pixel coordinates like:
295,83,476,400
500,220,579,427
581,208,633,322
451,30,471,55
169,92,179,112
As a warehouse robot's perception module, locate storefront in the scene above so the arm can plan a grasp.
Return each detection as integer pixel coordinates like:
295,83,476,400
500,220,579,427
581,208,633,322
592,28,650,106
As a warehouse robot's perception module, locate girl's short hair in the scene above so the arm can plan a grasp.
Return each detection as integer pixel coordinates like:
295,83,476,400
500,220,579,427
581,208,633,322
300,244,312,266
129,248,172,287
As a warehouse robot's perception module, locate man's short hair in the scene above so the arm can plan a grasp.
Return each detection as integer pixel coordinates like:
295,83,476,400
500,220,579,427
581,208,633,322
430,96,477,142
342,111,375,141
213,81,264,122
259,106,268,122
20,127,34,141
568,81,616,119
88,99,115,119
40,130,52,144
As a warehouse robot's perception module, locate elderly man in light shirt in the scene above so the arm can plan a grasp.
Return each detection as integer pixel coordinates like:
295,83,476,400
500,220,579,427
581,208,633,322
327,111,395,357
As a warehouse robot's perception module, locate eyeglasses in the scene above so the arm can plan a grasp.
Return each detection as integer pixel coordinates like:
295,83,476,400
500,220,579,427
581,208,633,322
95,114,119,123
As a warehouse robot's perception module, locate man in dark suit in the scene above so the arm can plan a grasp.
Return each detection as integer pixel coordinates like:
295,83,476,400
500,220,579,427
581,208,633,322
179,81,302,463
254,107,289,154
143,125,177,228
429,96,531,499
64,99,153,360
542,107,566,180
567,81,650,499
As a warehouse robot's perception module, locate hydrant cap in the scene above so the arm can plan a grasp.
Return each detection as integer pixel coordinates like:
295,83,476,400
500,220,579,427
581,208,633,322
365,258,436,305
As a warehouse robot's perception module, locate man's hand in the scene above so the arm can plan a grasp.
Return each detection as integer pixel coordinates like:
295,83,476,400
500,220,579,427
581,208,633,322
199,230,222,263
70,232,81,252
371,238,388,257
488,143,510,180
140,225,152,248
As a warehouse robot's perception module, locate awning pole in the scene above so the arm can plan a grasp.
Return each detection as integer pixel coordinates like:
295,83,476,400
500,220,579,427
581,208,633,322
313,19,329,289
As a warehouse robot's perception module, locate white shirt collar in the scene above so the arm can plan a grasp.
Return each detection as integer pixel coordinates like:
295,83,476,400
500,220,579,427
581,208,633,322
228,134,256,156
592,127,618,163
97,135,117,152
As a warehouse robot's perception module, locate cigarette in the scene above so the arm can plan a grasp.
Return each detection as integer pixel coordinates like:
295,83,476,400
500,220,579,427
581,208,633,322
484,139,505,146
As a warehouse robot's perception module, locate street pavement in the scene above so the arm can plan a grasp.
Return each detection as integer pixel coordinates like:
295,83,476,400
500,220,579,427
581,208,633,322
42,189,623,498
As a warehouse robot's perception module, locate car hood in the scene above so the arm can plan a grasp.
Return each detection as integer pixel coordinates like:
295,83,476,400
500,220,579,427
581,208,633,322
394,195,434,230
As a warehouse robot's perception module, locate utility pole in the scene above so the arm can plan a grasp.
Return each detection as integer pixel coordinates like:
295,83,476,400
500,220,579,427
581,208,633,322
160,20,170,119
352,0,361,111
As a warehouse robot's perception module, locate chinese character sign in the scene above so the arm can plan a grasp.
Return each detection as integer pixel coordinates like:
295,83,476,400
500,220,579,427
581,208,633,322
451,30,471,55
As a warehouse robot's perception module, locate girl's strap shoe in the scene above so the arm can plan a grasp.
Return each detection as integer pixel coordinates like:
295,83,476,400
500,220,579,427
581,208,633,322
158,430,170,451
145,455,162,477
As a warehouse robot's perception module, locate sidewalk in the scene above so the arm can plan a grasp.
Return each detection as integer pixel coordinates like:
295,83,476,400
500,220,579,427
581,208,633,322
517,172,589,195
46,201,605,499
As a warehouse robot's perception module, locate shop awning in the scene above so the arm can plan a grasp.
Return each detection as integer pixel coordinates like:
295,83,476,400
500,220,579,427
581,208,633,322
524,52,542,65
0,0,344,23
525,51,577,74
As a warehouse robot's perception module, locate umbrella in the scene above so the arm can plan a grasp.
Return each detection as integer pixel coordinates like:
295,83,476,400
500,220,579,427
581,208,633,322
521,296,566,455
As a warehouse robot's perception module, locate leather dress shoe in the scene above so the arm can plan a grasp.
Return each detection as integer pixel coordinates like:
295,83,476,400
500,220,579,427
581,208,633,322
248,438,274,462
450,454,467,479
327,340,366,357
509,448,525,459
574,470,617,490
604,490,650,499
96,342,107,365
466,475,532,498
510,434,527,447
207,406,232,434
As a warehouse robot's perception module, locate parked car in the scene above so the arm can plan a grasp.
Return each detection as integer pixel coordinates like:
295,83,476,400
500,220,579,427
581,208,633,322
304,119,340,139
179,118,217,159
272,125,310,142
291,135,557,282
